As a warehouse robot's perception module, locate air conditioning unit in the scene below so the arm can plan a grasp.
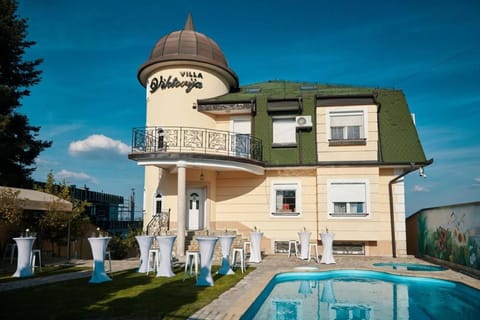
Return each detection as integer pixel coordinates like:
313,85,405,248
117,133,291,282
296,115,312,128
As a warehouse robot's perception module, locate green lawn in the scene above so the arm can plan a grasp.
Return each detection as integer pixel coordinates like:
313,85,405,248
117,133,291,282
0,264,90,282
0,266,252,319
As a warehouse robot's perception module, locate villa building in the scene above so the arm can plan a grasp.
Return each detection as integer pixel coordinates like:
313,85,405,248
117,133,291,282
128,14,431,257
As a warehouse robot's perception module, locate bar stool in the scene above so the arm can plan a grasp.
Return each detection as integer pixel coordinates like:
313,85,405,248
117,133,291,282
243,241,251,257
147,249,159,275
31,249,42,272
183,250,199,281
104,250,112,273
3,243,17,264
231,248,246,273
308,243,319,263
288,240,298,258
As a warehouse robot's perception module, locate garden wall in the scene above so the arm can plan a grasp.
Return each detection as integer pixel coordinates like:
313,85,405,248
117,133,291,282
406,202,480,275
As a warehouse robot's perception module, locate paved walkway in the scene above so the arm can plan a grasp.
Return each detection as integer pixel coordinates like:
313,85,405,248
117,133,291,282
1,255,479,319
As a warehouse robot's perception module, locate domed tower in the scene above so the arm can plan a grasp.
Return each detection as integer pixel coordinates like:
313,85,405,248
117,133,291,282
133,14,243,257
138,13,238,128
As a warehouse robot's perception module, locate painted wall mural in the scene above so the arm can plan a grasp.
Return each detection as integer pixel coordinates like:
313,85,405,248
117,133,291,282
417,202,480,270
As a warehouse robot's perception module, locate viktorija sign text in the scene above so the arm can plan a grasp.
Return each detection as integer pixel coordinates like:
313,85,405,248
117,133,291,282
149,71,203,94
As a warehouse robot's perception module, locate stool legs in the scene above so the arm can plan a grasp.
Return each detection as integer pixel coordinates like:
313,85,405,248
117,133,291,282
31,249,42,272
183,251,199,281
243,241,251,257
3,243,17,264
147,249,159,275
308,243,319,263
104,250,112,273
288,240,298,258
231,248,245,273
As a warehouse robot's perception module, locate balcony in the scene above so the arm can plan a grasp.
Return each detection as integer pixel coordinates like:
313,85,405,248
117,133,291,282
130,126,263,162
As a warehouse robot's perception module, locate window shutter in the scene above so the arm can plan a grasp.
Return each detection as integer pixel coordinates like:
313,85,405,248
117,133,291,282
330,183,366,202
273,118,296,144
330,113,363,127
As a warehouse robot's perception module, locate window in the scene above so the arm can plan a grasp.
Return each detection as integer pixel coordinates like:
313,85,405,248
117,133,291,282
329,111,366,145
328,181,369,217
272,117,296,146
154,192,163,214
271,182,301,216
157,128,165,150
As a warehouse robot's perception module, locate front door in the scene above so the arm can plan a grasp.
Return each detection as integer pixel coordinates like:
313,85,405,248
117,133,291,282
187,188,204,230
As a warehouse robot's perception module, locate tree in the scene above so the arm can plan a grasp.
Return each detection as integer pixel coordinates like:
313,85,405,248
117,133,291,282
0,187,24,224
37,173,90,257
0,0,52,187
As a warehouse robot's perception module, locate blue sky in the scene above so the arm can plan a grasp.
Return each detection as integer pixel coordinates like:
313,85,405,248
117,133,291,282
17,0,479,216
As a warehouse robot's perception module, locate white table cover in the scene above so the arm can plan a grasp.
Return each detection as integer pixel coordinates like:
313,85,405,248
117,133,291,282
320,233,336,264
12,237,36,278
196,236,218,286
155,235,176,277
298,231,311,260
135,235,153,273
88,237,112,283
217,235,236,275
249,231,263,263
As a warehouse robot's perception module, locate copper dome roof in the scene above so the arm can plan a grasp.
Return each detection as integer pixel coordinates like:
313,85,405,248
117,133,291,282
138,14,238,88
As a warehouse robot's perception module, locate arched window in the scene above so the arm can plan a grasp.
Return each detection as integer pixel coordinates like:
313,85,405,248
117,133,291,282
154,192,163,214
157,128,165,150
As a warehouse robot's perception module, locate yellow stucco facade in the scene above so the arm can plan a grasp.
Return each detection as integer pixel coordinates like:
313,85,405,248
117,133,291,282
130,15,426,258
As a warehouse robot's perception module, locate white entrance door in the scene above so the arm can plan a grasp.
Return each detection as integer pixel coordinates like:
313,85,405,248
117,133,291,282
232,118,251,158
187,188,204,230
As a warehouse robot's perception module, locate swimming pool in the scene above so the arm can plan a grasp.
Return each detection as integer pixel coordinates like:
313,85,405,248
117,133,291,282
241,270,480,319
373,262,447,271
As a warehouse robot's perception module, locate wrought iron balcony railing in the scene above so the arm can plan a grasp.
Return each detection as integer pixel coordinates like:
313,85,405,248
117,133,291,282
131,126,263,162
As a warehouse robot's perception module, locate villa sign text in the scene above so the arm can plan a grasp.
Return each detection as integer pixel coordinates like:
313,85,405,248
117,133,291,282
149,71,203,94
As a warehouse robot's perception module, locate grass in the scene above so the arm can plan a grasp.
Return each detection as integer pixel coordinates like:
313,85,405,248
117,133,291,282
0,265,252,319
0,264,90,282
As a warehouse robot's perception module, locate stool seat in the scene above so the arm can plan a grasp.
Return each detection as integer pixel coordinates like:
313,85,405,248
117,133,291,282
288,240,298,258
308,243,319,263
147,249,159,275
31,249,42,272
231,248,246,273
183,251,199,281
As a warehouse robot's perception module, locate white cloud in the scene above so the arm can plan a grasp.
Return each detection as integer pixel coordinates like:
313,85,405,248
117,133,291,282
69,134,130,159
55,169,98,184
42,123,84,139
413,185,430,192
34,157,60,166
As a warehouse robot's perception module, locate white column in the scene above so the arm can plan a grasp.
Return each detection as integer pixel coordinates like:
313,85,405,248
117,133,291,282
176,161,187,257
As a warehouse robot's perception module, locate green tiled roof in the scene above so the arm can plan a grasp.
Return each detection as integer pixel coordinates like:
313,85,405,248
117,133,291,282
201,80,428,164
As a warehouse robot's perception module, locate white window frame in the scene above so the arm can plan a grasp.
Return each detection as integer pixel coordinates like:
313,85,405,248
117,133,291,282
270,181,302,217
326,107,368,142
327,179,370,218
272,116,297,146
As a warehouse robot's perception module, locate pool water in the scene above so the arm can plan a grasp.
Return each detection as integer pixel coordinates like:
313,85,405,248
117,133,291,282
373,262,447,271
241,270,480,320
